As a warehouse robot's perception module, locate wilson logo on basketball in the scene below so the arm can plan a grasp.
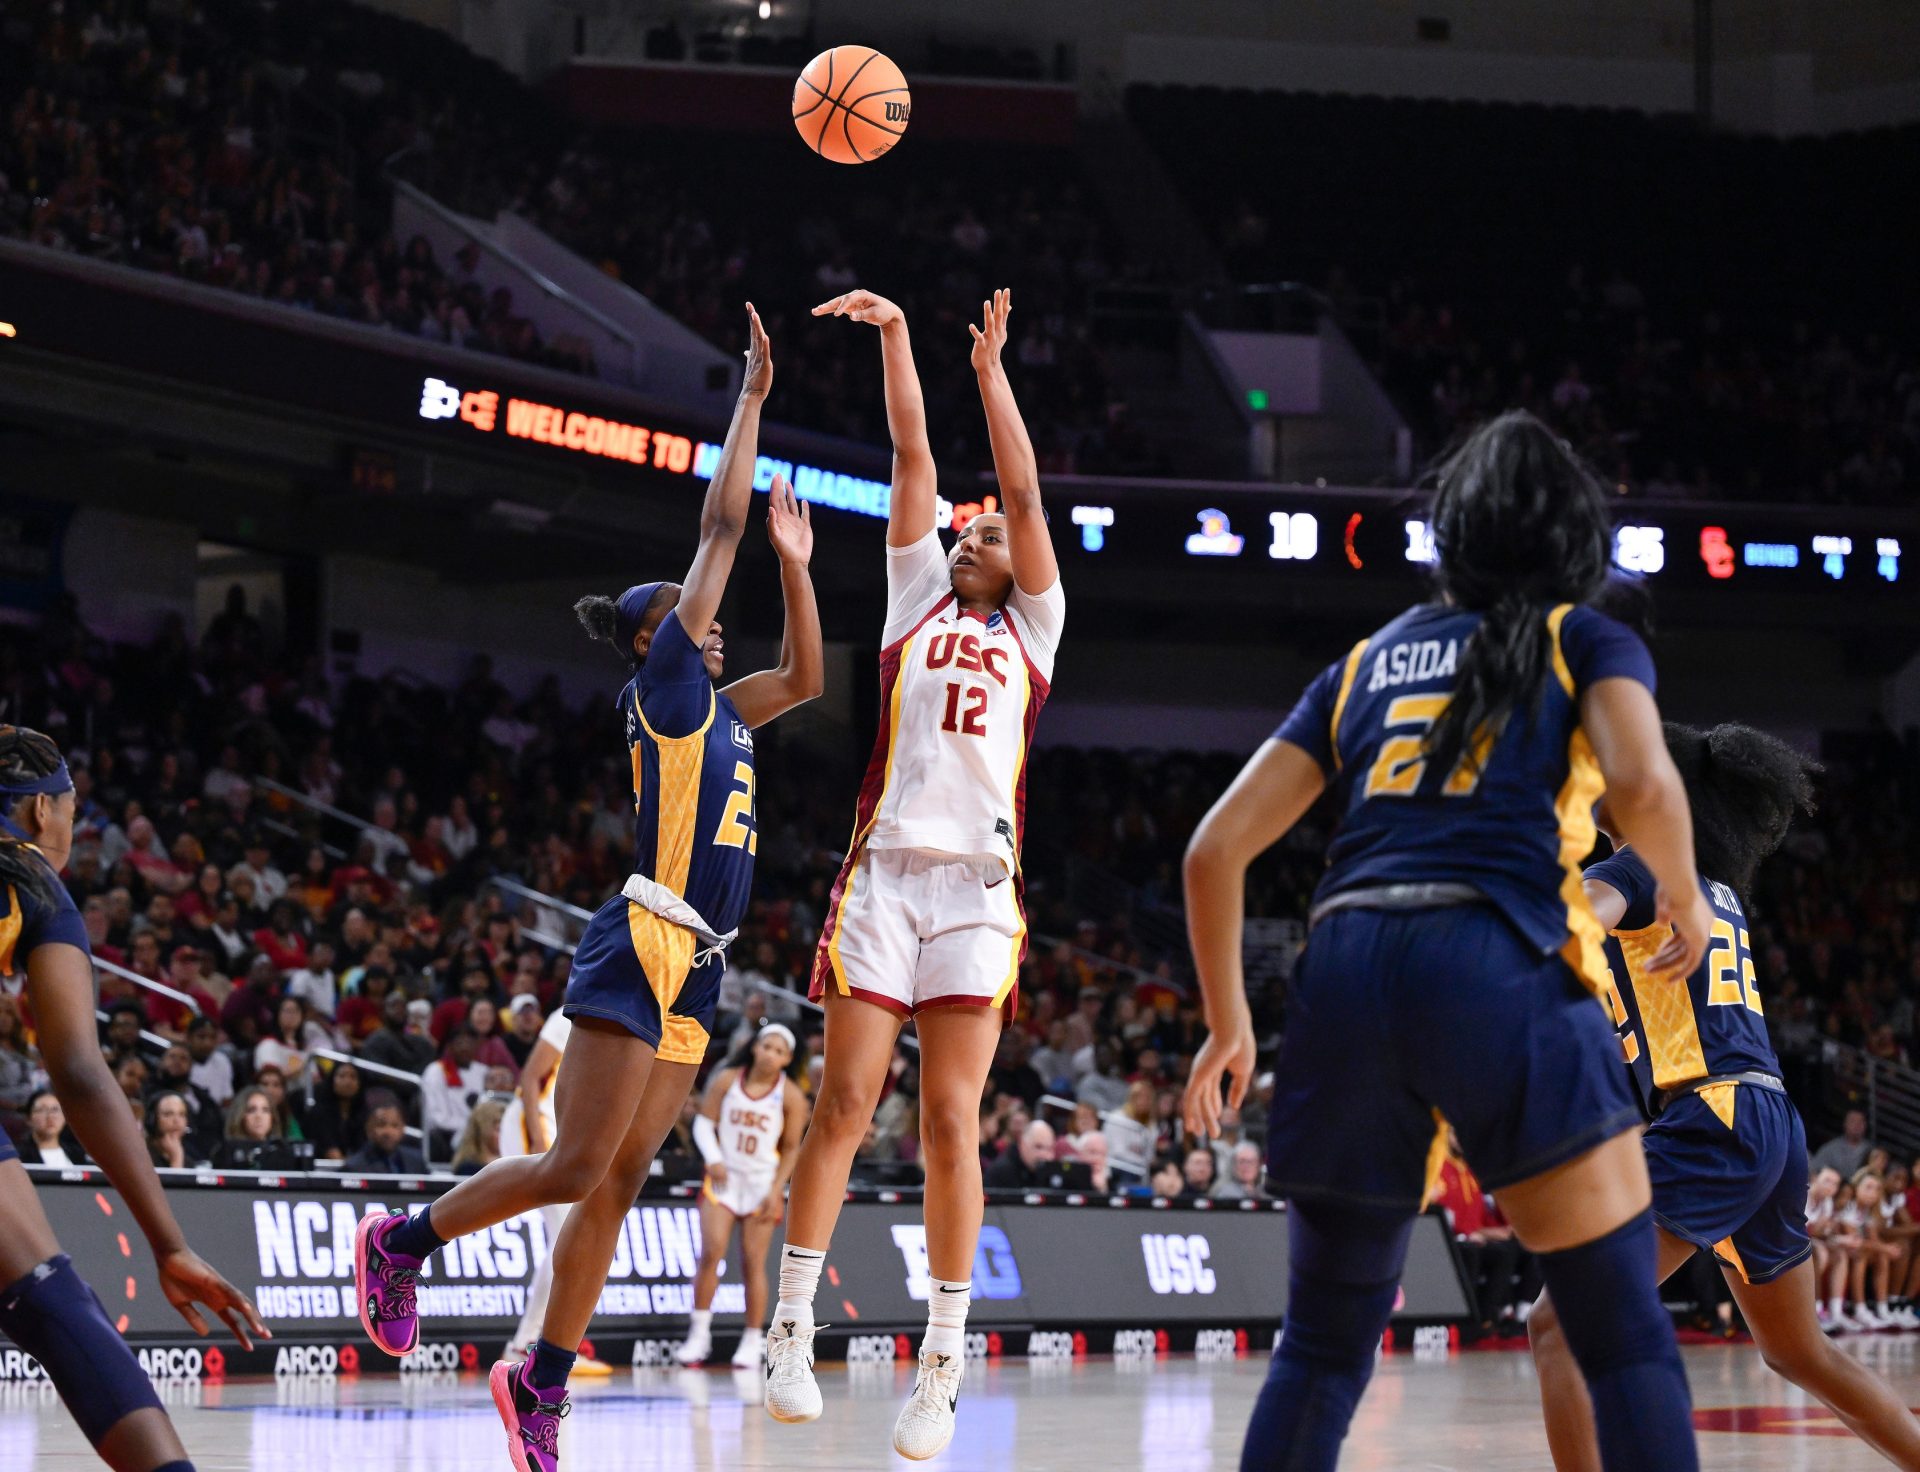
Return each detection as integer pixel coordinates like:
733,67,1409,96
885,102,909,123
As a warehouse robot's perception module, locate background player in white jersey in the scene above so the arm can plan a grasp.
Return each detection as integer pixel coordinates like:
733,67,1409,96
675,1023,809,1368
498,1009,611,1376
763,288,1064,1462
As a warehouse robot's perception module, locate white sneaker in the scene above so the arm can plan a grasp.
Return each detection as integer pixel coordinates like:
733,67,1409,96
674,1328,712,1366
1857,1305,1890,1331
1835,1306,1868,1333
732,1328,765,1369
1893,1306,1920,1331
1821,1307,1844,1336
765,1320,823,1423
892,1350,964,1461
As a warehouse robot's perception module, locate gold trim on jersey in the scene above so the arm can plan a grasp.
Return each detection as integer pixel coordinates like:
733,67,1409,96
627,902,697,1018
992,919,1025,1009
1327,639,1371,771
826,851,863,997
1615,923,1710,1089
1547,603,1577,697
1545,606,1611,995
1419,1109,1452,1210
0,884,22,977
851,631,919,853
635,687,716,897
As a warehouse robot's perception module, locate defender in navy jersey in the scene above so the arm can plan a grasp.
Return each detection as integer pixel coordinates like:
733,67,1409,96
0,726,266,1472
353,308,825,1472
1183,413,1707,1472
1531,724,1920,1472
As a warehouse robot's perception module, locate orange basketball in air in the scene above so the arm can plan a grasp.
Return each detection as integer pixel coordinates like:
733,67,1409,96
793,46,910,164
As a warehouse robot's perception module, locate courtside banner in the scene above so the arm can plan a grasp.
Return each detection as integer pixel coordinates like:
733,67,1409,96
25,1174,1467,1349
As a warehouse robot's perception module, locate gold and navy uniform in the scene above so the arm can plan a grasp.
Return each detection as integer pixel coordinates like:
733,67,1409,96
1588,847,1812,1284
1262,601,1655,1210
0,821,90,1165
564,611,756,1065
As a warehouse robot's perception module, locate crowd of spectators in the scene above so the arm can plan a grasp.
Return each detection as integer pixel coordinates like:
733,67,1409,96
1,0,1152,475
1138,86,1919,505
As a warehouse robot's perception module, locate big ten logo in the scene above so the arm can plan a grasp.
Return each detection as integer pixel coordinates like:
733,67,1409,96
1111,1329,1164,1360
629,1338,685,1368
845,1334,900,1364
1025,1331,1079,1361
889,1224,1023,1301
924,630,1011,688
1193,1328,1240,1362
1140,1233,1216,1295
397,1343,464,1374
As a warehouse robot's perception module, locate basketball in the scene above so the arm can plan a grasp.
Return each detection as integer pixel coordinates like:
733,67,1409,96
792,45,910,164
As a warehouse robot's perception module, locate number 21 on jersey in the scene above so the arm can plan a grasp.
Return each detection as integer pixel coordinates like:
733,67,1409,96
1363,695,1492,798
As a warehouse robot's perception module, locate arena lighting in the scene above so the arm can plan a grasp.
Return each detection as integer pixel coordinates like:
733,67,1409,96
1185,509,1244,557
1812,534,1852,580
1071,504,1114,551
0,321,15,337
1699,526,1735,580
1878,537,1902,583
1266,511,1318,561
1612,524,1664,575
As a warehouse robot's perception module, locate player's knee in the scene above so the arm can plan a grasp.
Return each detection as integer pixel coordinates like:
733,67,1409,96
0,1255,163,1447
536,1144,609,1202
918,1098,977,1167
811,1085,874,1145
1525,1292,1562,1355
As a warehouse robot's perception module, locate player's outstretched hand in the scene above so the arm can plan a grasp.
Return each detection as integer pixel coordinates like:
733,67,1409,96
157,1246,271,1350
766,475,813,566
968,288,1011,375
742,302,773,400
1650,885,1712,978
1182,1003,1256,1140
812,289,903,327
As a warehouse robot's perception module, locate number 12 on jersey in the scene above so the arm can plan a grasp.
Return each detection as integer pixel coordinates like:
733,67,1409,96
941,682,988,738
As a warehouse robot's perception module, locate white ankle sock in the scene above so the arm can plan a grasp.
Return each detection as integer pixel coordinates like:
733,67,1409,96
688,1309,712,1336
773,1245,825,1331
923,1278,971,1359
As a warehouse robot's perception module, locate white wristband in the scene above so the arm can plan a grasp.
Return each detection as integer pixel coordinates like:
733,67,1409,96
693,1115,724,1166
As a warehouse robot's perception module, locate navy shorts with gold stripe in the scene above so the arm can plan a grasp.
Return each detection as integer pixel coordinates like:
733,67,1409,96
1647,1083,1812,1285
564,893,721,1066
1266,904,1643,1212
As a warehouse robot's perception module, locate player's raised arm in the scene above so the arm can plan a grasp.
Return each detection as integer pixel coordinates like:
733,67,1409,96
1181,737,1327,1140
724,476,824,728
678,303,773,639
970,288,1056,596
813,288,935,547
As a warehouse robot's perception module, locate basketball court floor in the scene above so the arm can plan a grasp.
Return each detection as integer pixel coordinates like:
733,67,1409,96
3,1341,1915,1469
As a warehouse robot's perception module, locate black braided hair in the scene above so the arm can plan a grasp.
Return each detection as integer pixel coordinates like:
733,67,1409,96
0,724,64,905
1423,412,1614,778
574,585,676,665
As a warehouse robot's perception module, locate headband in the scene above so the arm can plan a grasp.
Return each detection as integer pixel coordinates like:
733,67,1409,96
0,760,74,799
757,1022,797,1051
614,582,669,665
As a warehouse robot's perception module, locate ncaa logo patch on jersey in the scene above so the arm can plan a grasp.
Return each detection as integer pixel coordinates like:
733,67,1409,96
731,720,754,752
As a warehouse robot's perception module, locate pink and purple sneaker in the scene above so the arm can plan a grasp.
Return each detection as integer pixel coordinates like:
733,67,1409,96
491,1357,571,1472
353,1211,424,1357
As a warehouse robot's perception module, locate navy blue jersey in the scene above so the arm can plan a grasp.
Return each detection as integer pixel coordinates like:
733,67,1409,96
1587,846,1780,1113
0,827,90,982
619,609,757,937
1276,601,1655,988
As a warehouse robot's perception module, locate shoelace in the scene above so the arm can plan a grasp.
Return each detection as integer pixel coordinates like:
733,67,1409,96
379,1266,419,1320
766,1325,825,1381
908,1361,962,1414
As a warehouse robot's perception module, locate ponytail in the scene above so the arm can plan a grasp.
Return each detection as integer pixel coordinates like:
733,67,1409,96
1423,412,1614,778
574,595,620,651
0,724,67,906
1664,723,1819,896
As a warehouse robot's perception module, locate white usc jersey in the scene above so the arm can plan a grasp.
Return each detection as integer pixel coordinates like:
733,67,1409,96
718,1070,786,1175
500,1010,572,1158
855,530,1066,874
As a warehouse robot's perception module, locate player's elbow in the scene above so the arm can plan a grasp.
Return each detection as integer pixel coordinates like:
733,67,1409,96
700,506,749,543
